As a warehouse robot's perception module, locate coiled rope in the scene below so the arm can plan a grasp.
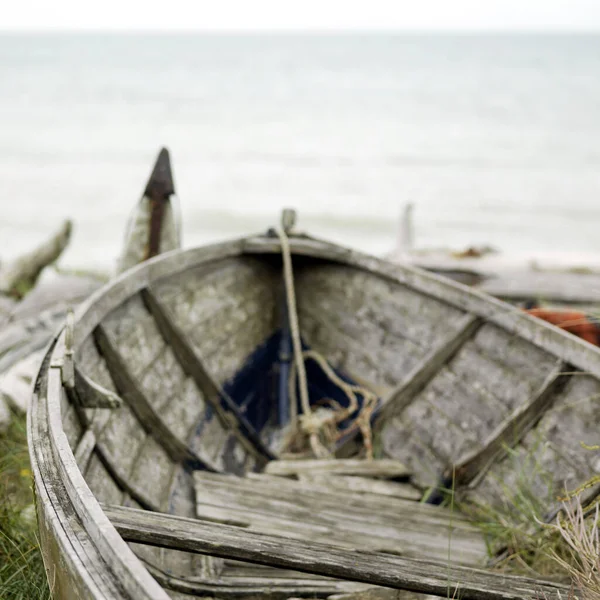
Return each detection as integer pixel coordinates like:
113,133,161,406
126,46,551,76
275,225,377,459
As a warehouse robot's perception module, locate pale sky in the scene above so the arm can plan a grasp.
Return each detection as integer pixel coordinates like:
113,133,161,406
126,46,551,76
2,0,600,31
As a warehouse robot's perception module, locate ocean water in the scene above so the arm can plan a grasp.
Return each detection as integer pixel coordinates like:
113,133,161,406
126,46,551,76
1,33,599,272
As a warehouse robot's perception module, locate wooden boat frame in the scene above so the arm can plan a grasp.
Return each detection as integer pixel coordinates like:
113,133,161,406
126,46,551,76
29,231,600,599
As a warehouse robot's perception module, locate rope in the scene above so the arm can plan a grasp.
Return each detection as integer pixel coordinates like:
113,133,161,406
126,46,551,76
276,226,378,459
276,226,328,458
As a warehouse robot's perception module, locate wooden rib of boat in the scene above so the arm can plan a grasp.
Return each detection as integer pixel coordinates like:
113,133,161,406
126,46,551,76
29,210,600,600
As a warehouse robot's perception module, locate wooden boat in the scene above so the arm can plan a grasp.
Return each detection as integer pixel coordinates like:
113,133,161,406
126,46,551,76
29,208,600,599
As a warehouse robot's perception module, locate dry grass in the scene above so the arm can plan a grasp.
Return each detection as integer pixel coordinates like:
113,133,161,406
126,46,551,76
548,498,600,600
445,436,600,600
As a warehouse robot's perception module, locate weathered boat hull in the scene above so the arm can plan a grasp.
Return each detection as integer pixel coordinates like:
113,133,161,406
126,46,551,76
29,232,600,599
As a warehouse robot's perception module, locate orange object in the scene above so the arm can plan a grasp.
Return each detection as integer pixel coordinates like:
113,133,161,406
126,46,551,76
525,308,600,346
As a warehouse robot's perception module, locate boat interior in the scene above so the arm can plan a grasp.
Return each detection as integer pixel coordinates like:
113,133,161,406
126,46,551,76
36,238,600,599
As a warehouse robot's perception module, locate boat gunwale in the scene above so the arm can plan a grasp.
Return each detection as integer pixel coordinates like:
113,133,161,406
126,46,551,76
31,231,600,598
66,232,600,378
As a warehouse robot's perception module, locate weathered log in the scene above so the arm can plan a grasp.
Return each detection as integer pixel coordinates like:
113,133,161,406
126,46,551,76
0,220,72,298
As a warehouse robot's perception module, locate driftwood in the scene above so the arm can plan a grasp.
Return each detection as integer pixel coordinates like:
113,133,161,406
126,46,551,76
0,222,77,432
0,220,72,298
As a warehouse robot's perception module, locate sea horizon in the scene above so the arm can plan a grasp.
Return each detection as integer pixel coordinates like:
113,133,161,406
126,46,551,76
1,32,599,271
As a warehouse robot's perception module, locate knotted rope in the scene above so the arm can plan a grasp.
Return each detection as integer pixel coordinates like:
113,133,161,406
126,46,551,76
275,224,378,459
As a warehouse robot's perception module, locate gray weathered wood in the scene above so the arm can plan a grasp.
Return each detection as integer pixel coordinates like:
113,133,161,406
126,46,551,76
381,323,561,490
66,366,123,409
467,371,600,515
294,474,422,501
73,428,96,472
141,286,273,462
94,323,205,466
0,219,71,296
450,360,568,486
193,472,485,566
29,229,600,599
336,313,482,458
264,458,410,479
105,504,569,600
198,471,483,534
377,314,482,420
144,560,373,599
30,345,170,599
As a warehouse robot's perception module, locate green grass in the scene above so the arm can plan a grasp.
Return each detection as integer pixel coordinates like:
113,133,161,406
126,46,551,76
0,414,50,600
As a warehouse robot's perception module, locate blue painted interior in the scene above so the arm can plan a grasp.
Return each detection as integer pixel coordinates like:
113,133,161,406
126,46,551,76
222,330,377,435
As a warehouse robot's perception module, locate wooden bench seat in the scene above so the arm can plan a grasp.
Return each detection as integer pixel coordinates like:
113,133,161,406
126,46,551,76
193,471,486,567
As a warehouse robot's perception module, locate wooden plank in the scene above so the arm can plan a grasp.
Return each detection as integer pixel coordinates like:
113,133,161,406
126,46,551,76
141,286,274,462
105,504,569,600
243,235,600,379
146,561,372,599
376,314,482,420
85,453,126,506
335,314,481,458
192,485,484,565
450,360,569,486
99,294,168,380
468,372,600,515
294,474,422,501
380,324,561,490
73,428,96,472
264,458,410,479
153,258,266,326
129,435,175,511
29,386,130,599
66,366,124,409
94,323,207,467
162,463,221,581
295,266,472,399
327,589,427,600
196,472,487,534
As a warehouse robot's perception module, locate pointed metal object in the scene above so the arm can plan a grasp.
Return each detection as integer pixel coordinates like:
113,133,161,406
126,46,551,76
144,147,176,260
144,147,175,201
117,146,181,274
